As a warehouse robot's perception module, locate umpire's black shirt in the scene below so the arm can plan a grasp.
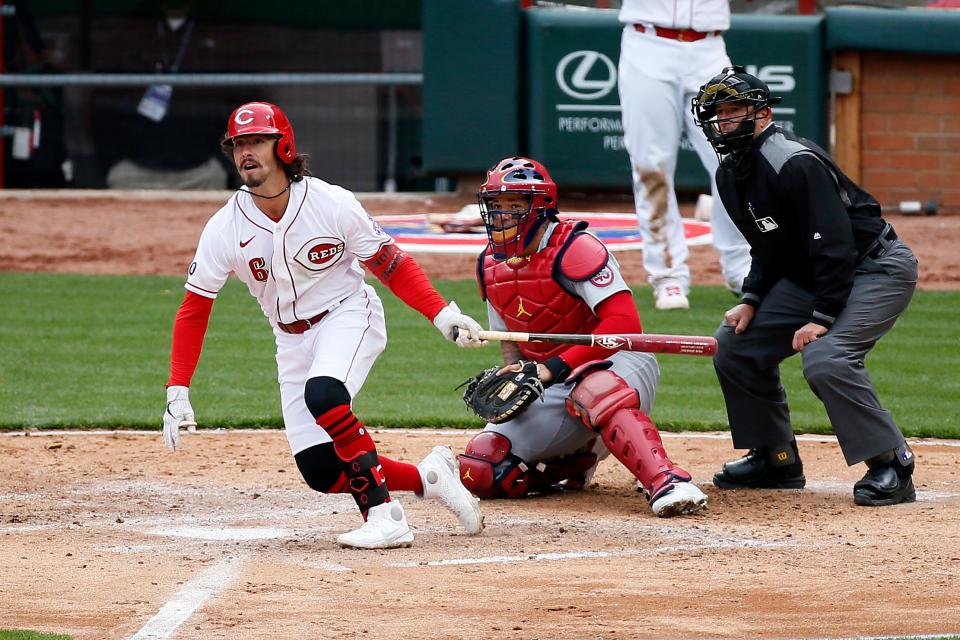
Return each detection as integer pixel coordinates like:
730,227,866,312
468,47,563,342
716,124,888,327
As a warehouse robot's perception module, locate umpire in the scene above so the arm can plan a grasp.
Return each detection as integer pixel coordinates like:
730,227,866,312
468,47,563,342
691,66,918,506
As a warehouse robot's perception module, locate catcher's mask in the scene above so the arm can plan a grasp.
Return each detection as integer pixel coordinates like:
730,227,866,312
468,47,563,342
478,156,559,263
221,101,296,164
691,65,781,161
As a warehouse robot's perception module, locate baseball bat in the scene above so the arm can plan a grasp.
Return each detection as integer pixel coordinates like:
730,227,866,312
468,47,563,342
470,330,717,356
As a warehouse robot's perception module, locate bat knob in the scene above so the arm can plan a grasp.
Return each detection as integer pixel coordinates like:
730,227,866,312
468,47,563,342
452,327,460,341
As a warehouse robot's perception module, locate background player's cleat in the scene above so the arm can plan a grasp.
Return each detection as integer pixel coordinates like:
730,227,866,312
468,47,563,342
419,446,484,535
655,286,690,310
336,500,414,549
650,480,708,517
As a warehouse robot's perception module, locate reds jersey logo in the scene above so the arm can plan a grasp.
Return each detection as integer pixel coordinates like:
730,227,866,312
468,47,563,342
590,267,613,287
294,237,345,272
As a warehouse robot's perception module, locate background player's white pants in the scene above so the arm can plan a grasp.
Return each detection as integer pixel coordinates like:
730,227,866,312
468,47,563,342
487,351,660,463
274,283,388,455
618,26,751,294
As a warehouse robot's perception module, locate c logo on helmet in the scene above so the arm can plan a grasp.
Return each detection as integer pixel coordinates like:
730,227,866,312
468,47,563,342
234,109,255,126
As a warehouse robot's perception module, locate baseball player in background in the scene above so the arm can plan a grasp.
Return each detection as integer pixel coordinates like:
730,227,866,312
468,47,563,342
456,156,708,517
618,0,752,309
162,101,486,548
692,67,917,506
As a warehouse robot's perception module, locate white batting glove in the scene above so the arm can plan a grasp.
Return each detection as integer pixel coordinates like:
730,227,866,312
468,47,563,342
163,385,196,451
432,301,487,348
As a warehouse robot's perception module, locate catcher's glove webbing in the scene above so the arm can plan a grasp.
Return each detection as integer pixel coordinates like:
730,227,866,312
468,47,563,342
459,361,546,424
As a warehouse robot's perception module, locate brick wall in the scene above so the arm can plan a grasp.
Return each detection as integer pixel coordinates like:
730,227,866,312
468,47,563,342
859,52,960,212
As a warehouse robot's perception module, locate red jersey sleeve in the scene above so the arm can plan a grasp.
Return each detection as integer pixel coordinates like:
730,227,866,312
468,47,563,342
362,243,447,320
167,291,215,387
553,290,642,372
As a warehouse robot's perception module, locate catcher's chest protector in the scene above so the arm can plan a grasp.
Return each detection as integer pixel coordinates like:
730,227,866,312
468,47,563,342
482,223,600,361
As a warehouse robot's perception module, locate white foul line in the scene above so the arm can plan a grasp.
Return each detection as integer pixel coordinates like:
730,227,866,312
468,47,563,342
127,556,242,640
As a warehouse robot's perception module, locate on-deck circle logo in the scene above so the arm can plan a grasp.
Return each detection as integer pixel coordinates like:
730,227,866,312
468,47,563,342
295,237,345,271
556,50,617,100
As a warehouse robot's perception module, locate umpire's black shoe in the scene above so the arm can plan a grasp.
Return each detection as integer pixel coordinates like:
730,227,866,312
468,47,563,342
713,440,806,489
853,447,916,506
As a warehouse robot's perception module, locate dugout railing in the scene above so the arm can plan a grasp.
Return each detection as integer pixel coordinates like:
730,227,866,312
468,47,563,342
0,72,424,192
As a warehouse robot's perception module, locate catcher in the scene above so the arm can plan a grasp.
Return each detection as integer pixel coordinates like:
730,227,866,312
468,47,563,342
457,156,708,517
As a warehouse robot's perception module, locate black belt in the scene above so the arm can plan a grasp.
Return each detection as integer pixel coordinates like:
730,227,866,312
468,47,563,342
862,225,898,261
278,309,329,334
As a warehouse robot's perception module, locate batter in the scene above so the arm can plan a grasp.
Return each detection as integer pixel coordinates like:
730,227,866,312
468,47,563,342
162,101,486,548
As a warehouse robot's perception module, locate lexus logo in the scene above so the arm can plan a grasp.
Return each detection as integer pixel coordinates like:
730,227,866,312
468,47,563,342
555,50,617,100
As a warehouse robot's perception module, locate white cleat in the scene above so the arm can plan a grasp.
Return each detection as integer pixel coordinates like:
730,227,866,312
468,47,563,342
650,481,708,518
336,500,414,549
419,446,484,535
655,286,690,311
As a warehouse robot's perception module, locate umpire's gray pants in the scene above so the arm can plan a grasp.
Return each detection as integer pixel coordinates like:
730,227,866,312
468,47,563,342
713,239,917,465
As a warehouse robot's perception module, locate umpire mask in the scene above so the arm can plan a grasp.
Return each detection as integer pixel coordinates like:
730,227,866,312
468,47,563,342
692,66,782,161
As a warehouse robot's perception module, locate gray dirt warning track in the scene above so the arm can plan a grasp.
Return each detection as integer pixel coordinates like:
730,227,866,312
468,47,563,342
1,430,959,640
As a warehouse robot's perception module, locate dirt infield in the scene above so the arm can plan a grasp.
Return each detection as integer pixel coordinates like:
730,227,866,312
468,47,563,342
2,430,960,640
1,190,958,288
1,191,959,640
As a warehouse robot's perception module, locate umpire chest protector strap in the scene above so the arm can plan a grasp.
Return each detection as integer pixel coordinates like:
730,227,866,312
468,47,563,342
479,221,602,361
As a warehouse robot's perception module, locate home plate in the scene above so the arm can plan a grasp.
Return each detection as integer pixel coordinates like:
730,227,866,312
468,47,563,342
147,526,288,541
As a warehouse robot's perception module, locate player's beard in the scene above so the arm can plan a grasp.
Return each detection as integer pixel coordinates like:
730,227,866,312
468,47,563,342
242,173,265,188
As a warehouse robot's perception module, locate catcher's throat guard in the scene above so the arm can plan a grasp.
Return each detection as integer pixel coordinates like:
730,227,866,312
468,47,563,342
459,361,546,424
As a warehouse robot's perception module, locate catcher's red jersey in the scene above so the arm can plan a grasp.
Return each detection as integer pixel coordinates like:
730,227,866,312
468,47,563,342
479,221,604,361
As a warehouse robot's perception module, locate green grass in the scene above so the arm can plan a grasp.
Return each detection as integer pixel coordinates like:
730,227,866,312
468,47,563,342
1,272,957,437
0,630,72,640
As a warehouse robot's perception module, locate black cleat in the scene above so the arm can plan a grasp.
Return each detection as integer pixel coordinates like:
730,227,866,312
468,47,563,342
713,440,806,489
853,461,916,506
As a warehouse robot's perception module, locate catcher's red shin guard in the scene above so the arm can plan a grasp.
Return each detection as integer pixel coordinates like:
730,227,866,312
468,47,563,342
566,369,690,500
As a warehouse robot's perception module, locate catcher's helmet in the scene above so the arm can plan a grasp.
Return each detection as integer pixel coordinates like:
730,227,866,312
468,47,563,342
691,66,782,159
222,102,296,164
477,156,558,262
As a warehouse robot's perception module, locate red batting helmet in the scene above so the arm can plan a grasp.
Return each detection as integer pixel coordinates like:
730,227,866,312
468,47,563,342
477,156,558,262
222,102,296,164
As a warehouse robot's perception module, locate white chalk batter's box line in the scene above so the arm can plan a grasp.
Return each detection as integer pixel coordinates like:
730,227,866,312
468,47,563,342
5,429,960,449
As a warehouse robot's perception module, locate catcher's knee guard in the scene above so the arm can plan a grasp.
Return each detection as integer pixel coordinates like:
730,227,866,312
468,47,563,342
566,369,691,499
457,432,599,498
457,432,531,498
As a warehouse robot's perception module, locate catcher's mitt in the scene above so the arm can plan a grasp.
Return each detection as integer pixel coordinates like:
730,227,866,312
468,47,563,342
459,361,546,424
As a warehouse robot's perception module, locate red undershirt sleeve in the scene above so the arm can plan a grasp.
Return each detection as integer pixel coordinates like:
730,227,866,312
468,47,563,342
553,290,643,372
362,243,446,321
167,291,215,387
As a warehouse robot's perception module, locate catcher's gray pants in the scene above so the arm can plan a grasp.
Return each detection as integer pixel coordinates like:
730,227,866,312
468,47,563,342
487,351,660,463
713,239,917,465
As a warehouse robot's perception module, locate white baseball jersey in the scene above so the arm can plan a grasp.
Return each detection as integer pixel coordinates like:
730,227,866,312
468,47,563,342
186,175,391,328
618,0,731,31
185,175,393,455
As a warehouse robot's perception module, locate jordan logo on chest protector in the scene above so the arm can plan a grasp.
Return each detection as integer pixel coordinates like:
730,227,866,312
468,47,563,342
516,298,533,318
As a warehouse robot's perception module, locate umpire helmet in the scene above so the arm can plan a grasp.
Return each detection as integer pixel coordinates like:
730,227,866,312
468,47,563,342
477,157,559,263
692,66,782,159
222,102,296,164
